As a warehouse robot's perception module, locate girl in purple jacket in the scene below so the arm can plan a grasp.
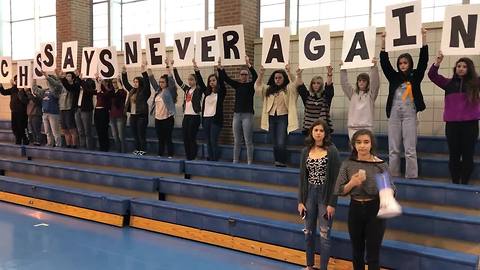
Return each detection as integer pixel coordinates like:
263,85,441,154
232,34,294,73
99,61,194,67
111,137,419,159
428,51,480,185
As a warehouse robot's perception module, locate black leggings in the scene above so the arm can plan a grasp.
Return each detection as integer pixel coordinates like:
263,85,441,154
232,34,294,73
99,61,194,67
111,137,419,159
445,120,479,185
94,108,110,152
130,114,148,152
12,111,29,145
348,199,386,270
182,115,200,160
155,116,174,157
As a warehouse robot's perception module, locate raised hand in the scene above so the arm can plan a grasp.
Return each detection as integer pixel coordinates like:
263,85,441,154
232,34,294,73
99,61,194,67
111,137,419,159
435,50,444,66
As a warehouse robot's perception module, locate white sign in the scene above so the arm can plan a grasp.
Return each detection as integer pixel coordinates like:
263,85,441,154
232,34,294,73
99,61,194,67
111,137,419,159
195,30,218,67
81,47,98,79
61,41,78,72
261,27,290,69
299,25,330,69
145,33,166,68
385,1,422,52
97,46,118,79
16,61,32,88
41,42,57,72
217,25,246,66
341,26,376,69
0,57,12,83
173,32,195,67
124,34,142,68
33,52,45,79
441,4,480,55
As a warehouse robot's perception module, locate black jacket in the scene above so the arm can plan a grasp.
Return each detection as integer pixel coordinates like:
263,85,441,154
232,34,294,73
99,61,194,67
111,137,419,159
0,85,28,113
380,45,428,118
174,68,203,114
122,71,151,115
219,66,257,114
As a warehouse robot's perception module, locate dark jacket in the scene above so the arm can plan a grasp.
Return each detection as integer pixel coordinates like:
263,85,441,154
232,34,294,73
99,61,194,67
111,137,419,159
0,85,28,113
380,45,428,118
25,89,43,116
122,71,151,115
219,66,257,114
196,70,226,126
298,144,341,207
174,68,203,114
78,79,96,112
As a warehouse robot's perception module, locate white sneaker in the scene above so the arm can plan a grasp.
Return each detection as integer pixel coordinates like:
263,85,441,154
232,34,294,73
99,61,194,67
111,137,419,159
133,150,139,155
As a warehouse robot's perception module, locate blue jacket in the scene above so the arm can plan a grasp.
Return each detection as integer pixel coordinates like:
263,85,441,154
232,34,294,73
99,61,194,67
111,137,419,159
149,74,177,118
33,76,61,114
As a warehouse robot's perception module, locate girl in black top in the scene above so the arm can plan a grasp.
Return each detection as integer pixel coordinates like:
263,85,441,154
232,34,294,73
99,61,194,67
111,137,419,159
173,60,204,160
218,56,257,164
194,59,226,161
121,64,151,155
298,119,340,270
0,78,29,145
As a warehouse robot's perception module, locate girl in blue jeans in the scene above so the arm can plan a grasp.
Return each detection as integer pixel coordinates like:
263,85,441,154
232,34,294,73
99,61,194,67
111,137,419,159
194,59,226,161
256,65,299,167
298,119,341,270
380,29,428,179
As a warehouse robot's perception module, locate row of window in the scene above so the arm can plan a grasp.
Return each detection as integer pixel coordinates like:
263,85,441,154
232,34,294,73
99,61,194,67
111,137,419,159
1,0,480,60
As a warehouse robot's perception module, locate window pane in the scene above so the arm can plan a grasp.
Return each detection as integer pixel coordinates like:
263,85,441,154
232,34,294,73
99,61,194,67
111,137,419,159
93,2,108,47
345,15,369,29
11,0,35,21
299,4,320,21
39,16,56,45
261,0,285,5
122,0,160,44
289,0,298,35
12,20,35,60
320,1,345,19
111,1,122,49
164,0,205,45
261,4,285,22
39,0,56,17
346,0,369,16
260,21,286,37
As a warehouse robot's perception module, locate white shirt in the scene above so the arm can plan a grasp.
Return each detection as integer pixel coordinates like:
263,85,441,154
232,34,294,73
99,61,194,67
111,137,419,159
203,93,218,117
155,94,169,120
184,88,197,115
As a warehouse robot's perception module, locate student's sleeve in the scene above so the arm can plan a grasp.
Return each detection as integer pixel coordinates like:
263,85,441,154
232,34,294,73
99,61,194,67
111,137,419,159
379,50,396,81
121,72,133,91
173,68,189,92
370,65,380,101
340,69,354,100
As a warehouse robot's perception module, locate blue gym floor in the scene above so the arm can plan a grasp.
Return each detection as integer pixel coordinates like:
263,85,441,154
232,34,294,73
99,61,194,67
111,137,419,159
0,202,299,270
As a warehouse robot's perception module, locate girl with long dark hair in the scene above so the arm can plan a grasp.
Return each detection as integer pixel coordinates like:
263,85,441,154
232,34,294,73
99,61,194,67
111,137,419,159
298,119,340,270
428,52,480,184
256,65,299,167
148,60,178,158
380,28,428,179
335,129,394,270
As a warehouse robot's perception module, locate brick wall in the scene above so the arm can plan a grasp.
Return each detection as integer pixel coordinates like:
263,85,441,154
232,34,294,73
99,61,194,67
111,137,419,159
56,0,92,68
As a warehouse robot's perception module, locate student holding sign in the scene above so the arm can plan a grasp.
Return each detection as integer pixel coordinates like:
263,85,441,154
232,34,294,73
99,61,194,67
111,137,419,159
380,28,428,179
340,59,380,140
33,72,63,147
147,61,178,158
0,78,29,145
173,61,204,161
58,71,80,148
195,59,226,162
93,75,114,152
218,56,257,165
75,76,96,150
25,87,43,146
256,65,299,167
294,66,334,135
428,52,480,185
122,64,151,156
108,77,127,153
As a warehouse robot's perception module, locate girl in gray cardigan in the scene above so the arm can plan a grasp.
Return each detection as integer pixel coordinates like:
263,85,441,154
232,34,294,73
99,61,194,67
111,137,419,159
297,119,341,270
340,59,380,139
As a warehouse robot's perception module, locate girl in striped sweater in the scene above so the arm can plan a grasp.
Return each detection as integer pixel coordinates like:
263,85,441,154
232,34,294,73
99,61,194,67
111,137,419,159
295,66,334,135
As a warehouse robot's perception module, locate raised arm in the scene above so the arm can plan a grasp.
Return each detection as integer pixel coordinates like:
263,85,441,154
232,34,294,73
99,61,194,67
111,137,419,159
255,65,265,87
147,68,160,91
428,50,449,89
173,66,189,92
379,32,396,80
193,59,208,95
339,67,354,100
370,59,380,101
416,28,429,79
121,66,133,91
217,58,240,89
